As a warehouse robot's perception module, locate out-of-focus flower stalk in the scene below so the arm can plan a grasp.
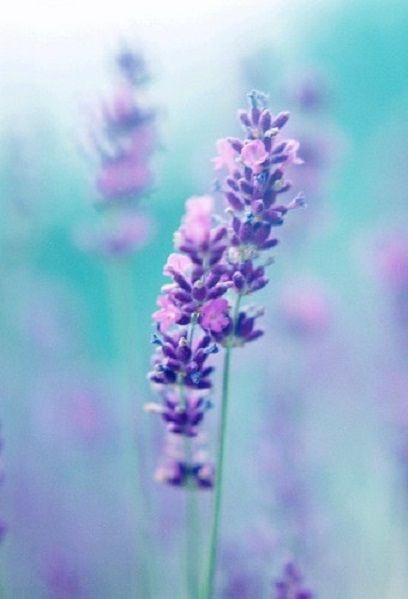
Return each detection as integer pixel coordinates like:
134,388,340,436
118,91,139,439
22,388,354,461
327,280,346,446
80,43,159,597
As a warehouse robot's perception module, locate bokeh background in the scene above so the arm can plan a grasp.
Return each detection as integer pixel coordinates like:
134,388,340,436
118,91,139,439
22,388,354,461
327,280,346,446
1,0,408,596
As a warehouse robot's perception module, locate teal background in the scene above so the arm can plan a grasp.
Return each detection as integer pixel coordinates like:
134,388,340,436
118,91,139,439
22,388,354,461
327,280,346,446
1,1,408,596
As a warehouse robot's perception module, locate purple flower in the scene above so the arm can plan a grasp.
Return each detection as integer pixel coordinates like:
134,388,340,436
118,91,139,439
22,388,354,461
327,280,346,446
201,298,230,333
153,295,183,333
81,47,157,218
78,44,158,261
155,433,214,489
176,195,217,246
273,562,313,599
240,139,269,171
213,139,239,174
147,90,302,485
163,253,193,277
148,332,217,391
145,389,210,437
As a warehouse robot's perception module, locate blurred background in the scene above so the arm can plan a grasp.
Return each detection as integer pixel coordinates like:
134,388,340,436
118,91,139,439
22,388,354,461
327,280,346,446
1,0,408,596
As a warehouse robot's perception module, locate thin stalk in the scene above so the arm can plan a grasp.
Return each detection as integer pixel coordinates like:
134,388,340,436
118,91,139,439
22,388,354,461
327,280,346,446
185,440,200,599
202,294,241,599
184,315,200,599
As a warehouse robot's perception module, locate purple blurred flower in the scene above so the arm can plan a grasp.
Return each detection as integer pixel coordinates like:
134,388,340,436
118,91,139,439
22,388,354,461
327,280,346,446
288,71,328,112
279,279,331,338
78,44,158,258
76,213,153,258
44,553,81,598
273,562,313,599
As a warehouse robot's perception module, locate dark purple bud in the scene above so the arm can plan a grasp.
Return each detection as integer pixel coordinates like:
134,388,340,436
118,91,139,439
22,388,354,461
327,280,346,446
150,374,166,385
238,109,251,127
252,199,264,214
271,154,288,164
246,330,264,342
209,249,225,266
190,254,204,266
272,111,289,129
253,223,272,245
162,344,177,358
263,136,272,152
176,343,192,363
239,179,254,195
226,177,239,191
250,276,269,292
240,260,253,277
236,314,254,338
176,314,191,325
206,272,221,288
270,168,284,184
226,192,244,212
201,368,215,381
172,272,191,292
211,226,227,243
232,271,245,291
207,283,229,299
173,290,192,303
259,109,272,132
191,266,205,281
195,380,212,390
192,282,206,301
272,141,287,154
260,238,279,250
232,217,241,235
178,244,195,254
251,107,261,124
265,209,284,225
244,167,252,181
228,137,243,152
240,221,253,243
196,335,211,350
165,358,180,370
162,369,177,384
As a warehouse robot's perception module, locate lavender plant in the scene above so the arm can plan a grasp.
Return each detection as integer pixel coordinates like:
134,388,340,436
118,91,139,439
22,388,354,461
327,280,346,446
147,90,304,597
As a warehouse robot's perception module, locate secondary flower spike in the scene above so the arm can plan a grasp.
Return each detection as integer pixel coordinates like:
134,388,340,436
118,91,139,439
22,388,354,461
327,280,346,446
147,90,303,487
78,44,159,259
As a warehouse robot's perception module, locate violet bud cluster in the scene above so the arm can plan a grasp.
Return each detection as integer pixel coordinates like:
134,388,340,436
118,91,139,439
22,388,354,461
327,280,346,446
147,91,303,487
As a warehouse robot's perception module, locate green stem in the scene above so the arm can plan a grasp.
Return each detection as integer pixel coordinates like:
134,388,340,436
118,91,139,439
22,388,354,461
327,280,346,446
184,315,200,598
202,295,241,599
185,440,200,599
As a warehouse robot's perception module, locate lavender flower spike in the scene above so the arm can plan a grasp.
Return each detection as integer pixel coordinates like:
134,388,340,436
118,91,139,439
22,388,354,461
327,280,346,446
147,91,303,598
